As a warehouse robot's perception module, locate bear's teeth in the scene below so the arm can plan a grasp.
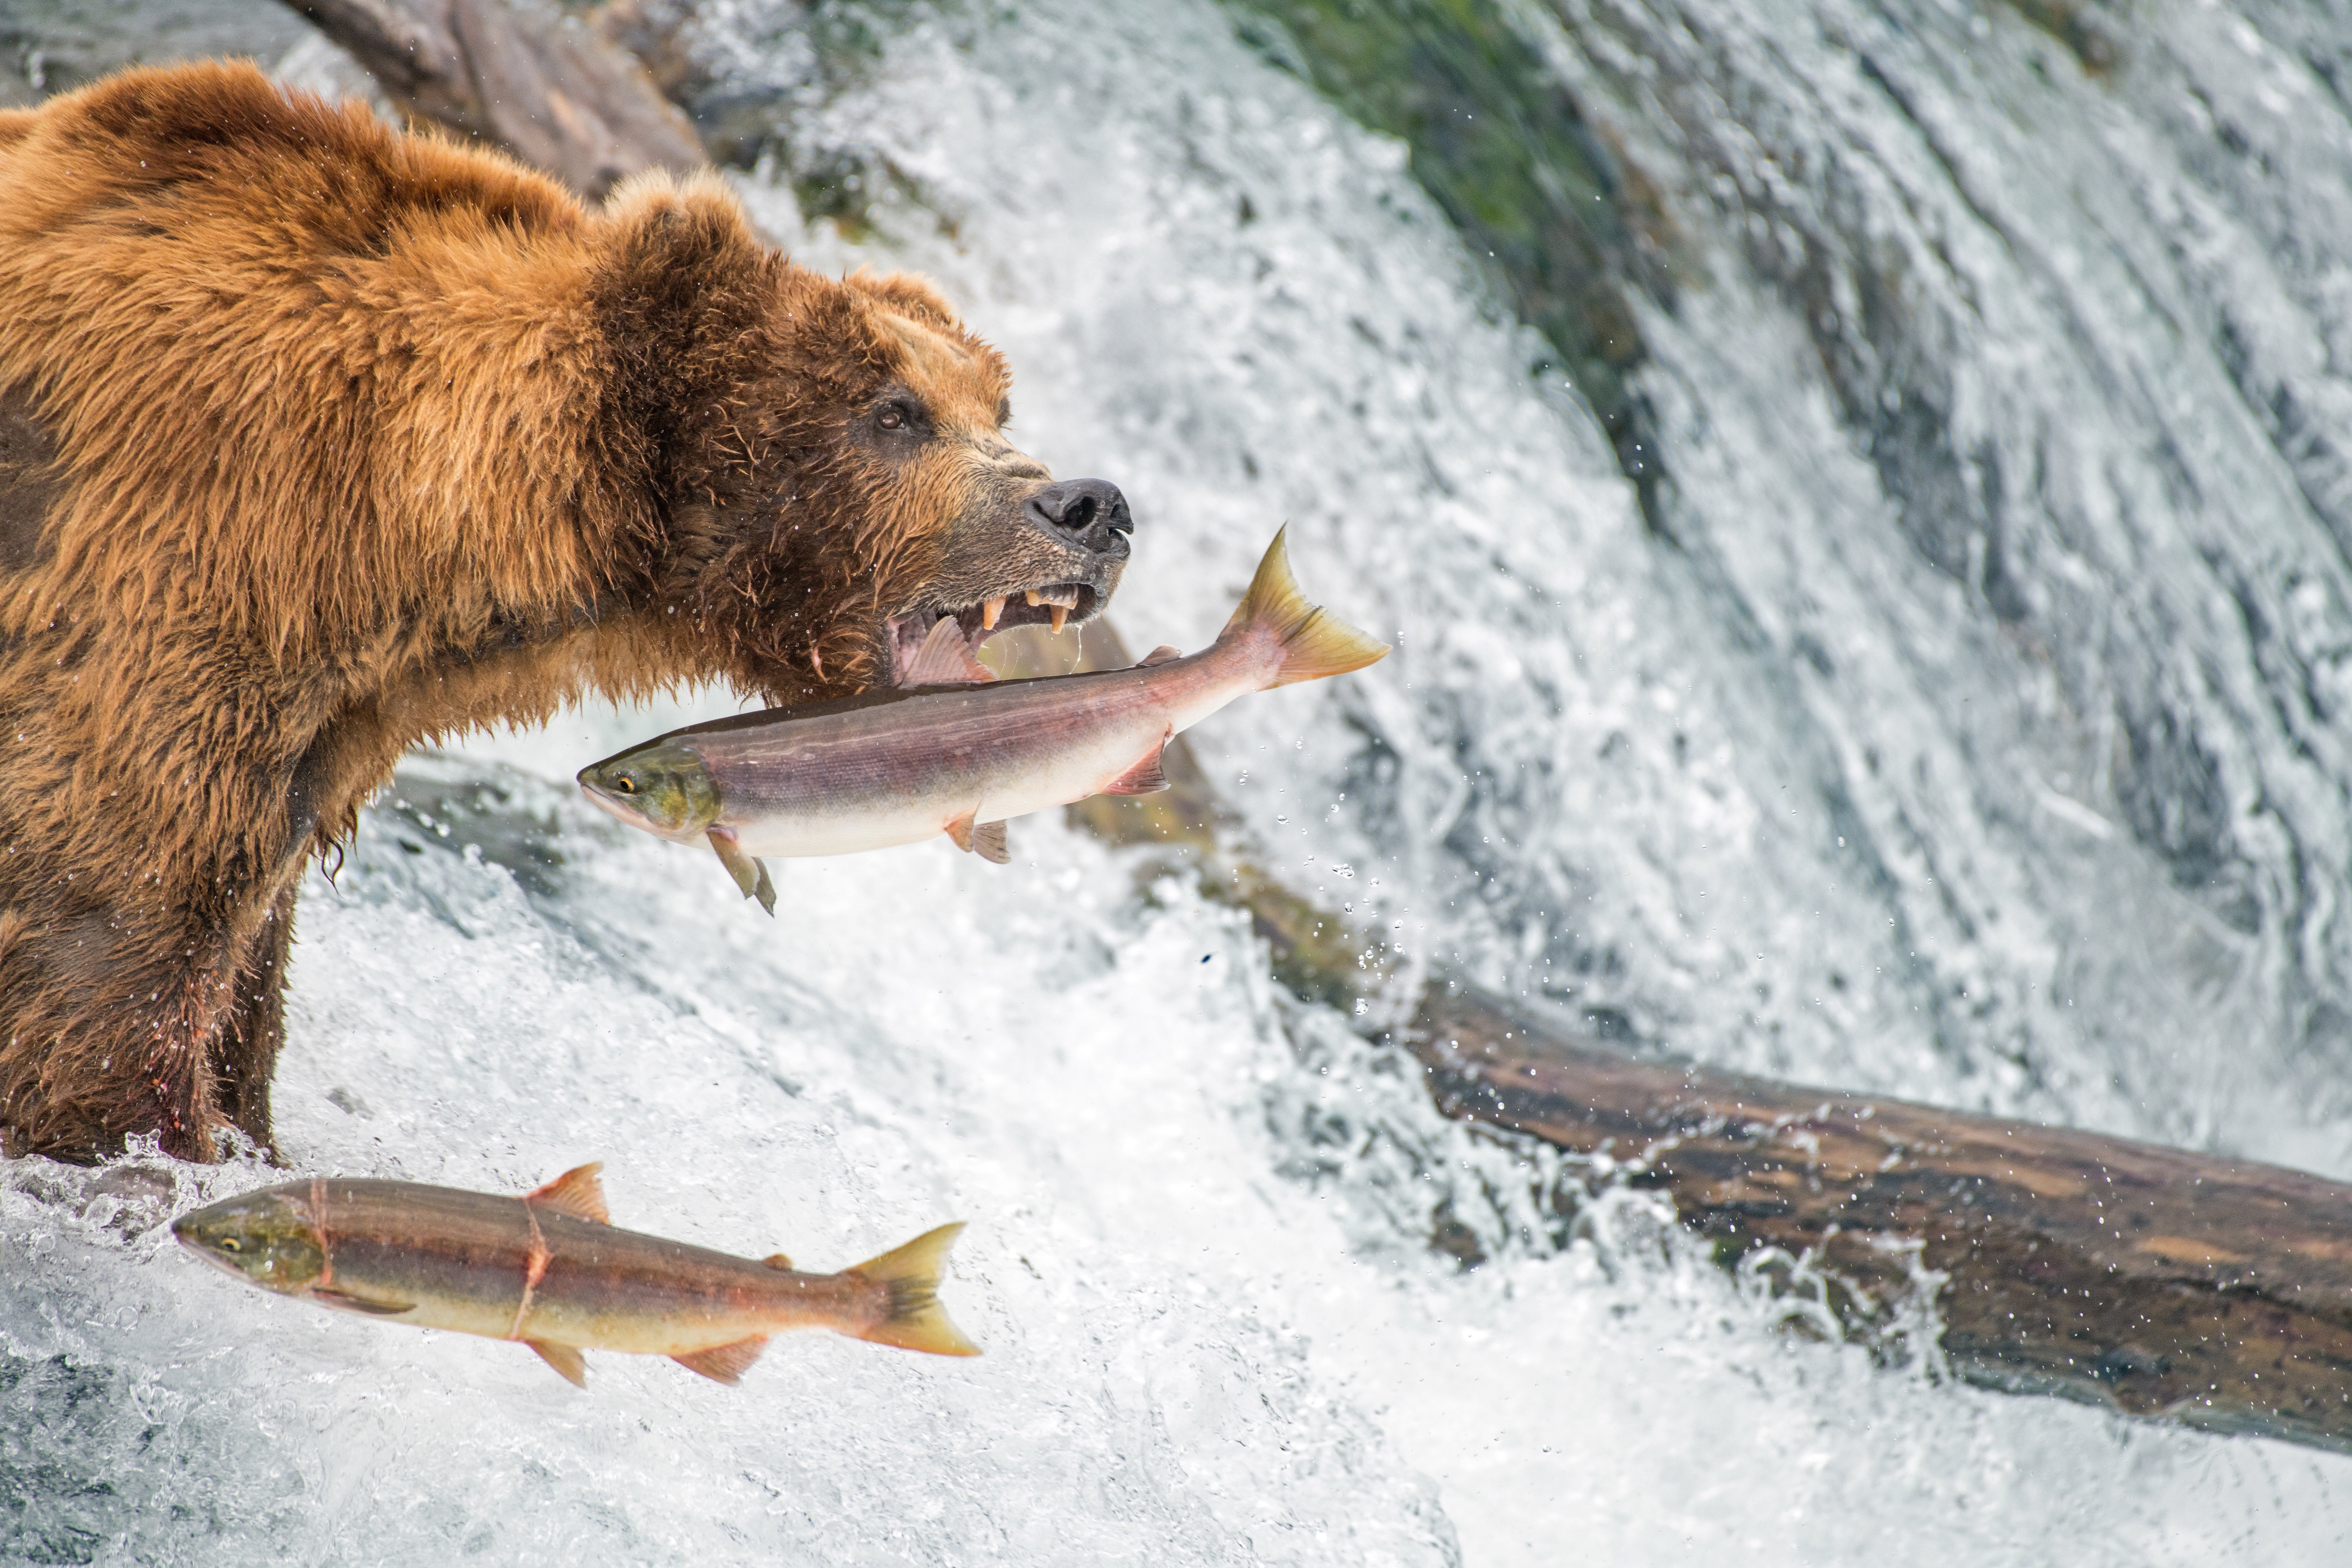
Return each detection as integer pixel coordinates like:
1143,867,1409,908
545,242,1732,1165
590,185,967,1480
1024,589,1044,607
1050,605,1069,635
982,596,1006,630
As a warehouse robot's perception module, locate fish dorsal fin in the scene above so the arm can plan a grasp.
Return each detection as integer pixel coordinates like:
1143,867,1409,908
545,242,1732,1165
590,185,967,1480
900,617,997,687
526,1162,610,1224
1102,729,1173,796
764,1252,794,1270
527,1340,588,1388
707,829,777,916
673,1335,769,1386
1138,645,1183,667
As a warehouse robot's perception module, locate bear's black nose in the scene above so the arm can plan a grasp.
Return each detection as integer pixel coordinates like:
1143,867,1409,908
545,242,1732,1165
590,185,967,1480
1027,478,1132,554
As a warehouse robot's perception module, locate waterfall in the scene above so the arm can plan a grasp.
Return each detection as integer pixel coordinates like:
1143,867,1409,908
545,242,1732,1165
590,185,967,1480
4,1,2350,1561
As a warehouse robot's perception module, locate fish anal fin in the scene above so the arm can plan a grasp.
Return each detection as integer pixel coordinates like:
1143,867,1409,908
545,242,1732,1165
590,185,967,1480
945,812,976,853
527,1339,588,1388
672,1335,769,1386
764,1252,794,1270
972,820,1009,865
525,1161,609,1224
899,617,997,686
309,1286,415,1316
848,1221,981,1357
1102,729,1173,796
1137,644,1183,667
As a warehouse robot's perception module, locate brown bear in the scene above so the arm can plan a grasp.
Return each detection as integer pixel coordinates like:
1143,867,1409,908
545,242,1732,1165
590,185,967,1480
0,62,1133,1162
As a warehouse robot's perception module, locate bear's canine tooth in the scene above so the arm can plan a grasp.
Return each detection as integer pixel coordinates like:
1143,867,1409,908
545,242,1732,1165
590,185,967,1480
1050,605,1069,634
982,596,1006,630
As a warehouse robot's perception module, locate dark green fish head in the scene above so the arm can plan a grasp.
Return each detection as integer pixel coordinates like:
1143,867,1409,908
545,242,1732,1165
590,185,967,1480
172,1188,326,1295
576,740,722,842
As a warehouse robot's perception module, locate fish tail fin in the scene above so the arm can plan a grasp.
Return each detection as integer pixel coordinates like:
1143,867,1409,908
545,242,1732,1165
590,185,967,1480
1216,527,1389,690
847,1222,981,1356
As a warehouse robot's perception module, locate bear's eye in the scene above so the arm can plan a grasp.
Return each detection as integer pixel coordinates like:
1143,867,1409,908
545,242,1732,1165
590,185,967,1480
877,405,907,431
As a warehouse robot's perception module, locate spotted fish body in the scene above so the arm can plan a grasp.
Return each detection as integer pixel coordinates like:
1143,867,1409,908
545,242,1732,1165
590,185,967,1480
171,1164,975,1387
577,529,1388,901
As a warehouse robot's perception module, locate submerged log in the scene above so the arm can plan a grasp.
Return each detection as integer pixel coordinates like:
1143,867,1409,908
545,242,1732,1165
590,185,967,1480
307,0,2352,1455
1406,979,2352,1451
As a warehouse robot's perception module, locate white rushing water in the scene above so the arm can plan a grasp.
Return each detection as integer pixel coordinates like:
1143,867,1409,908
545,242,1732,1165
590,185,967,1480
8,0,2352,1561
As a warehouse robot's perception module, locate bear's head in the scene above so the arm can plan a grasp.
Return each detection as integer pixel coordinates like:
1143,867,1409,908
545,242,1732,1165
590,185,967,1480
598,179,1132,700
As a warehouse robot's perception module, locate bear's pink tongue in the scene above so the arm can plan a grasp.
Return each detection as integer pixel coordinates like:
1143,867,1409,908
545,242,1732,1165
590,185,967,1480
894,618,997,687
885,585,1094,686
887,613,961,686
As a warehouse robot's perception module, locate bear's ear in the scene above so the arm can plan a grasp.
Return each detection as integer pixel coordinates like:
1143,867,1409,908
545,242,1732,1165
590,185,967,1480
593,172,776,382
600,171,764,283
842,270,963,333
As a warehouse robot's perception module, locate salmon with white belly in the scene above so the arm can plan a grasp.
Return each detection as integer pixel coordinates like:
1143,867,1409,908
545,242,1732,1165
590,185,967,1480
576,529,1387,910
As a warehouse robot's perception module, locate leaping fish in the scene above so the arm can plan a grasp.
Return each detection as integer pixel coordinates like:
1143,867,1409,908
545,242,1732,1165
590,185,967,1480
171,1164,977,1387
576,528,1387,910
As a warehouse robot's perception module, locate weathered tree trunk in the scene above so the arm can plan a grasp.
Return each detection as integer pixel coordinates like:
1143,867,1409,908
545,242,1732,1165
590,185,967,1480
304,0,2352,1455
287,0,702,197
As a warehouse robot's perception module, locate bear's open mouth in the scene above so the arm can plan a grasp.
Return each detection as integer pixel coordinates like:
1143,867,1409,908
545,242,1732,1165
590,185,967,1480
885,582,1104,685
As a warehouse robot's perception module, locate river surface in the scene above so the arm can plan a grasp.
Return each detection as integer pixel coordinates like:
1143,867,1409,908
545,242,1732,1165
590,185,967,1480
6,0,2352,1561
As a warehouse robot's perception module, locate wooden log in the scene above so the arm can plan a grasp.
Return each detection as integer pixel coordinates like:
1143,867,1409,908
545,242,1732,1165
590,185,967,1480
302,3,2352,1454
286,0,703,197
1405,977,2352,1450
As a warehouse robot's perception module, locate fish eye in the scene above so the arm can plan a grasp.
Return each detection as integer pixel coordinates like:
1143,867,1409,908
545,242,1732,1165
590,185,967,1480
615,774,637,794
220,1236,242,1252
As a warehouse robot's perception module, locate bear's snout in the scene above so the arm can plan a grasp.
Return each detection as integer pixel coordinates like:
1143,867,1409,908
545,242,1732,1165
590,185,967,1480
1025,478,1133,558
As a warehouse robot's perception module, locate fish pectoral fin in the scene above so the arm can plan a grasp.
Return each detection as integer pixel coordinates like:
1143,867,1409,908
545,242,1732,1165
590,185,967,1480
899,616,998,687
1137,644,1183,667
308,1287,415,1316
672,1335,769,1386
525,1161,610,1224
527,1340,588,1388
1102,729,1174,796
708,828,775,915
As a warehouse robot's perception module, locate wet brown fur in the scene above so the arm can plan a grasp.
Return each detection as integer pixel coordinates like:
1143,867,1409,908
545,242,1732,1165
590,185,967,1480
0,64,1067,1160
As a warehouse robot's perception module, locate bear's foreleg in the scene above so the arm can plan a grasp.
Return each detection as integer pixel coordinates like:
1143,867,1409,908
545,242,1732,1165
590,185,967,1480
211,883,296,1150
0,886,268,1163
